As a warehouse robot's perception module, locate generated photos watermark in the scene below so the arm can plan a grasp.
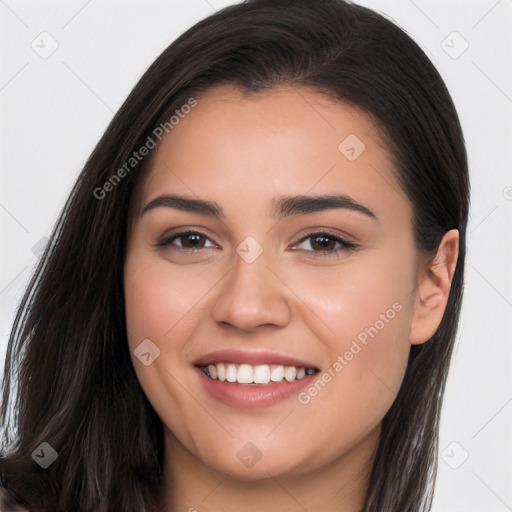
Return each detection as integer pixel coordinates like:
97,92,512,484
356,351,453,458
298,301,403,405
93,97,198,200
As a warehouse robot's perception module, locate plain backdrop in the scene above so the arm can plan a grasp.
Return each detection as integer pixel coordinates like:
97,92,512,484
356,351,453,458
1,1,511,510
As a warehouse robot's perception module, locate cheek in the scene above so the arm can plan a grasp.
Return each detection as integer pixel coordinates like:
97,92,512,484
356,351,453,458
124,254,211,346
123,252,222,448
123,251,199,401
285,248,414,352
284,251,415,428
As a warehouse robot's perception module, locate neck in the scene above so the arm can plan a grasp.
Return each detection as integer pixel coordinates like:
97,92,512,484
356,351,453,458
159,426,380,512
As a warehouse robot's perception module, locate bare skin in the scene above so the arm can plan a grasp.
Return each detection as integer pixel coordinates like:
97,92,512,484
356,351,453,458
124,84,459,512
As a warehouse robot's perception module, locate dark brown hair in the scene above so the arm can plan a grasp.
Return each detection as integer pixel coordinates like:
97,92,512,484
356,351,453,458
0,0,469,510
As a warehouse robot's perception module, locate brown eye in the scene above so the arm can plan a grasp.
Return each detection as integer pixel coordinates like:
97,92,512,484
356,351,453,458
293,231,357,257
156,230,216,250
179,233,208,248
309,234,337,251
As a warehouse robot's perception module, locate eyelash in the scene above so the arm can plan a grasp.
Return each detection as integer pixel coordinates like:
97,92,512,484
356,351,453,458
156,229,357,257
296,230,358,256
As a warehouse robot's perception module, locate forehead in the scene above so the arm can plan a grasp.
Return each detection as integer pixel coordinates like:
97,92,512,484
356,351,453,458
137,83,410,224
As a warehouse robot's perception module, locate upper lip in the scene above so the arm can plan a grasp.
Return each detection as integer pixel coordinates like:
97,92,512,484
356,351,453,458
193,349,318,369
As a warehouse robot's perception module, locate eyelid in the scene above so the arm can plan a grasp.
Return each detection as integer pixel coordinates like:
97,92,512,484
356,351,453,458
289,229,358,254
156,227,358,257
155,228,219,248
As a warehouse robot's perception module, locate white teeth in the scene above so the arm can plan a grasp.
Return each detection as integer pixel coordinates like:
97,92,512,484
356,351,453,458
226,363,237,382
270,365,285,382
207,364,217,380
216,363,226,381
284,366,297,382
237,364,254,384
203,362,316,384
253,365,271,384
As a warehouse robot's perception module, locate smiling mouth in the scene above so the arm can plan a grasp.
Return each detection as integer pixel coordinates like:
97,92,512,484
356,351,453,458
197,362,319,385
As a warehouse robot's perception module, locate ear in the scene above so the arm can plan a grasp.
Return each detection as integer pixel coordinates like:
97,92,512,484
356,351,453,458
409,229,459,345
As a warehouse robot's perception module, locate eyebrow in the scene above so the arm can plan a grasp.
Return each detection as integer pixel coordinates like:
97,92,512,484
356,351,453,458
141,193,377,220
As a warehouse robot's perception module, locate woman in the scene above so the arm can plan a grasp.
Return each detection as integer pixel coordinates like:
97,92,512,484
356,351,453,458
0,0,469,510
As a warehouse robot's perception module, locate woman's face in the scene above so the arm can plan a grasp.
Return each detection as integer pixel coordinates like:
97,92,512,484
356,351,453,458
124,84,426,480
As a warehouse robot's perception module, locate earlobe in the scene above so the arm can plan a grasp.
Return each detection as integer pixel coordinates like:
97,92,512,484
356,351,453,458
409,229,459,345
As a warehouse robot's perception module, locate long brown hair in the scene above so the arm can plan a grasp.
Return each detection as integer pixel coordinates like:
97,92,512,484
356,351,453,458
1,1,469,510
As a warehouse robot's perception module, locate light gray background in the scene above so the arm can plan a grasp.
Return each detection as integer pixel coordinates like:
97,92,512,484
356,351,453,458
1,1,511,510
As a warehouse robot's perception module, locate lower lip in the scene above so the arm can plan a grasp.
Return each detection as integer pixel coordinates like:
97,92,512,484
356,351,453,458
194,367,317,409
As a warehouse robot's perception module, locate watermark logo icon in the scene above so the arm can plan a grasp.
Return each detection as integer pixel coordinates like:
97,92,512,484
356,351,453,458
31,31,59,59
441,31,469,59
134,339,161,366
32,442,58,469
237,442,263,468
441,441,469,469
236,236,263,264
338,134,366,161
32,237,49,259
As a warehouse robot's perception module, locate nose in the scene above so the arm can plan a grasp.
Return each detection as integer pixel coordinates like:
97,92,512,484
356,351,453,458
211,248,292,332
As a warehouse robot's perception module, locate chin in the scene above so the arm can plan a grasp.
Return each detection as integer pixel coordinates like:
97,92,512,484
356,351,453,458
198,442,315,482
